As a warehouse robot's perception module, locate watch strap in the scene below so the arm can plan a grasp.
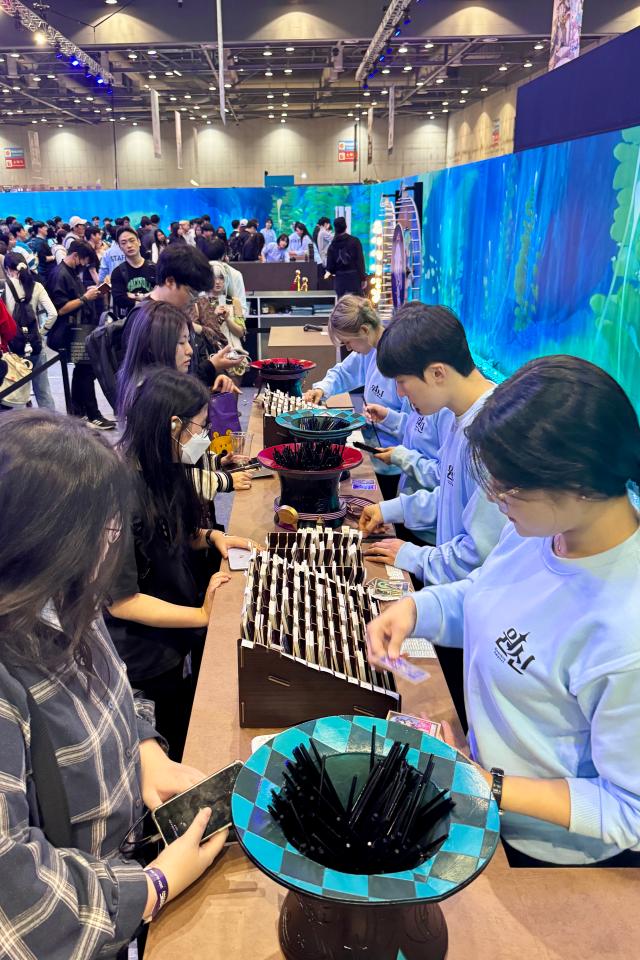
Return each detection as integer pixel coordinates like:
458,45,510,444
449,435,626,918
489,767,504,809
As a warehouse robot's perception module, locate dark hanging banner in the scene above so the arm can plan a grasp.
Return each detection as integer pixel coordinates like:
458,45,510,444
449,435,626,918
515,27,640,152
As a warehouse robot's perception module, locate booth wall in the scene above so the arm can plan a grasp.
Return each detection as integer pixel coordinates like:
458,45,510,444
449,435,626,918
0,116,446,192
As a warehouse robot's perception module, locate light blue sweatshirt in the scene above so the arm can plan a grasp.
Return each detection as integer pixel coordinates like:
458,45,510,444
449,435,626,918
377,407,455,542
413,522,640,864
384,408,456,495
380,390,505,583
98,243,126,283
313,348,410,474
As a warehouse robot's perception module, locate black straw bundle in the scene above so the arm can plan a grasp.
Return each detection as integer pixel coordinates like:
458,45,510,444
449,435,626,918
273,442,346,470
261,358,306,374
268,729,454,874
297,415,350,433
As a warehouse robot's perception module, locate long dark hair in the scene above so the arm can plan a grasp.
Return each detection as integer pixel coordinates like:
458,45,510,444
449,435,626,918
117,299,191,417
466,355,640,498
118,366,210,545
0,410,131,673
4,251,39,301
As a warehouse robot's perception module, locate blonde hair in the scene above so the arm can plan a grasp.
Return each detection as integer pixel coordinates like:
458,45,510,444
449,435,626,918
327,295,380,344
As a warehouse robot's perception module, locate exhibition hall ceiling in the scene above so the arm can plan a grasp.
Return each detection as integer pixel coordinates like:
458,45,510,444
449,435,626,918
0,1,636,127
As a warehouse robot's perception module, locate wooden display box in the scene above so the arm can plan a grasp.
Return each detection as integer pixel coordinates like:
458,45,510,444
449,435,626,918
263,413,292,448
238,639,400,728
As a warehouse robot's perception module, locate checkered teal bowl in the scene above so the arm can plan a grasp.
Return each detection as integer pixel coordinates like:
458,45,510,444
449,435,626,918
231,715,500,904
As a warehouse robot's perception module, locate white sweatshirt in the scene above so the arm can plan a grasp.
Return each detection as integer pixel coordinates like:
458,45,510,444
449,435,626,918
5,275,57,330
380,390,505,584
413,522,640,864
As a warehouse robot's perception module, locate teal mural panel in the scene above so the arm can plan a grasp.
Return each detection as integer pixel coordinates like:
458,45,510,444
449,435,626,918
415,125,640,409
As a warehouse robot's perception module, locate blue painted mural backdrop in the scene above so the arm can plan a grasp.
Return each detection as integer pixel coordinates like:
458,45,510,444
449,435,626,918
0,184,371,247
416,125,640,410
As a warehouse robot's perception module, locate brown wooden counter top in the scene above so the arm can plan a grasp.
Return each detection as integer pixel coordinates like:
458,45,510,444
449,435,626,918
146,400,639,960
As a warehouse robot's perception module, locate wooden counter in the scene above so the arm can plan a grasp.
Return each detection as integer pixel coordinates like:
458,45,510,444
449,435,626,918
267,325,339,385
146,402,640,960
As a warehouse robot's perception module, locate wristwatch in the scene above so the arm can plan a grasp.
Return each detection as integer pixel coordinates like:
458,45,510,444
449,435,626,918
205,528,216,548
489,767,504,809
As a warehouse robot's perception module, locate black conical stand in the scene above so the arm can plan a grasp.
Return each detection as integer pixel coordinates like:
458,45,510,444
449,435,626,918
279,891,448,960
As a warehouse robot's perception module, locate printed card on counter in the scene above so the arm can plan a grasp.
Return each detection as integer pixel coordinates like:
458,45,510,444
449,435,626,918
385,565,406,580
386,711,443,740
401,637,437,659
352,479,377,490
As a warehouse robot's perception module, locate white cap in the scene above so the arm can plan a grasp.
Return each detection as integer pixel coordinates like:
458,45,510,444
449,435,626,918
239,218,248,226
69,216,87,228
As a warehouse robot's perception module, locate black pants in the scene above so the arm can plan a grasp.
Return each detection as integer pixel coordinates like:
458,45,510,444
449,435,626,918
375,471,400,502
71,361,101,420
503,840,640,869
334,270,362,299
134,661,194,761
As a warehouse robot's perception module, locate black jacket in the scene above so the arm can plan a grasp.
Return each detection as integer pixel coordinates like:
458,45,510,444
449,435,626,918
326,232,366,280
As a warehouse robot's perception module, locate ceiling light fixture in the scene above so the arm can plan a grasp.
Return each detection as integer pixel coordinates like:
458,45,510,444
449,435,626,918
165,70,174,76
264,69,273,77
442,108,449,113
403,64,412,71
184,93,191,99
132,121,138,126
34,30,47,46
480,85,488,92
58,123,64,127
148,73,156,79
47,74,55,79
128,53,138,60
148,49,157,55
381,67,390,74
461,88,469,94
459,98,466,103
283,91,290,97
424,41,434,49
268,113,274,118
9,52,19,58
105,0,118,5
347,111,353,116
119,115,126,120
209,85,216,90
33,76,41,82
398,45,408,54
170,95,177,101
381,88,388,94
499,64,508,71
267,93,274,99
435,77,444,84
523,60,533,68
416,80,424,87
284,68,293,74
224,82,231,88
280,118,286,123
263,49,273,57
442,100,449,105
286,46,295,52
534,42,544,51
173,69,182,76
363,90,371,96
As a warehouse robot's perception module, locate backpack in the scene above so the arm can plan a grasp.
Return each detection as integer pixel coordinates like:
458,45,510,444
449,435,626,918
84,311,127,410
6,277,42,357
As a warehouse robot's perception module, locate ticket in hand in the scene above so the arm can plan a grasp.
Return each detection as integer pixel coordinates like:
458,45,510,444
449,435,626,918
376,655,430,684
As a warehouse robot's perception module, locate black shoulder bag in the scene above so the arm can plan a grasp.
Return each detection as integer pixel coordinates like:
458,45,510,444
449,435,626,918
24,687,72,848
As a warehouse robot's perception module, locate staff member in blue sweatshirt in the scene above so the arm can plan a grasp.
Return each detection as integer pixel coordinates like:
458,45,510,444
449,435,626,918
303,295,409,499
363,402,455,542
368,355,640,867
359,304,505,581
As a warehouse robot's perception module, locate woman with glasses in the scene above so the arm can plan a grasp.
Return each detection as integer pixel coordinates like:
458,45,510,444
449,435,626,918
0,409,230,957
368,355,640,867
107,367,252,758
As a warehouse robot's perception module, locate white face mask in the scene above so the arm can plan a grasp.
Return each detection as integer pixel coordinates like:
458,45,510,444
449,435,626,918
179,429,211,465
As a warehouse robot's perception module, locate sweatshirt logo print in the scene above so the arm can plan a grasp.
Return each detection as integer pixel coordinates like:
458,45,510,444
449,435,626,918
370,383,385,399
494,627,535,674
446,464,454,485
415,417,425,434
